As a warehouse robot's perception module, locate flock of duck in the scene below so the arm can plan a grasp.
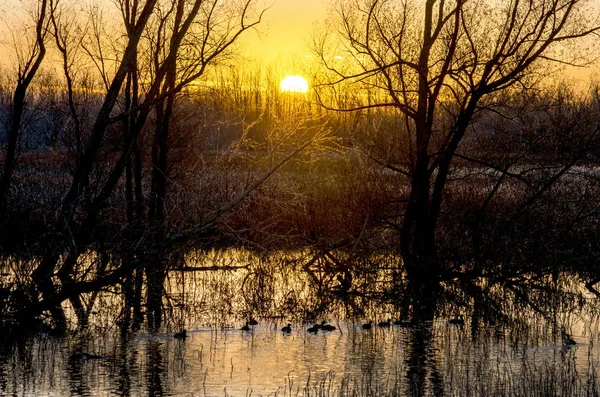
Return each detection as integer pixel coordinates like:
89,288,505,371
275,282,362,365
68,320,579,361
174,318,578,348
171,316,469,339
266,318,419,334
282,320,337,334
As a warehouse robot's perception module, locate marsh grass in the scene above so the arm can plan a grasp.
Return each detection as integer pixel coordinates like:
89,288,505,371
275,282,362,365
3,314,600,396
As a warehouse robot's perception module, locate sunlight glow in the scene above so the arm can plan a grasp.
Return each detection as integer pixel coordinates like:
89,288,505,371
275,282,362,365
280,75,309,93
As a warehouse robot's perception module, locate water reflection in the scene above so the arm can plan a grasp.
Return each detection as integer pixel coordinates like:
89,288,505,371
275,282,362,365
0,320,599,396
2,249,600,395
406,324,442,397
67,352,91,396
146,339,164,397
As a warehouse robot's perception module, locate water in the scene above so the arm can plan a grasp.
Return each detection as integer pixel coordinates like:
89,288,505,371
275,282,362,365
1,324,407,396
2,318,600,396
2,249,600,396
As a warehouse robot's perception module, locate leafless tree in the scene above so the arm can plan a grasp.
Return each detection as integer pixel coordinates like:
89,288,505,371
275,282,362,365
314,0,600,316
143,0,268,330
28,0,159,330
0,0,50,219
18,0,307,331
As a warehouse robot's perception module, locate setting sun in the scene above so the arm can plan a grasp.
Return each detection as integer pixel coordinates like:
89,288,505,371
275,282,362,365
280,75,309,93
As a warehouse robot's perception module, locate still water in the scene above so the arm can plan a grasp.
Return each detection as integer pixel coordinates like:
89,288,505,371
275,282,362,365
2,250,600,396
2,319,600,396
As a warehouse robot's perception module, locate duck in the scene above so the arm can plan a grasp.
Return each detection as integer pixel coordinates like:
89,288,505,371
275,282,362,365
378,319,391,327
248,318,258,326
281,323,292,333
307,325,319,334
562,331,576,347
241,322,251,331
320,321,336,331
174,330,187,339
448,316,464,326
362,321,372,330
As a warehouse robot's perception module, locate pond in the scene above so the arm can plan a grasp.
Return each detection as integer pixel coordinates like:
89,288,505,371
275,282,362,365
2,319,600,396
1,249,600,396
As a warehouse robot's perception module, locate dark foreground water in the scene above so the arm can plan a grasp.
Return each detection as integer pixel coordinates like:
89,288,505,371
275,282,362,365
2,250,600,396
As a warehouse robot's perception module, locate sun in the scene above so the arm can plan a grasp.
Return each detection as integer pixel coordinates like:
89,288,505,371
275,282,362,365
280,75,309,93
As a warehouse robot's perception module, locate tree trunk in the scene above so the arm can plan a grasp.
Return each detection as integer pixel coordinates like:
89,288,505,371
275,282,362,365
0,0,48,219
146,29,177,327
398,0,441,318
146,91,174,330
26,0,157,330
125,71,135,223
0,86,27,220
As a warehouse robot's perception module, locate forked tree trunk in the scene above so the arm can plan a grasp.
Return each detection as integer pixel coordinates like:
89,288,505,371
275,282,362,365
26,0,157,331
145,0,181,327
398,1,442,317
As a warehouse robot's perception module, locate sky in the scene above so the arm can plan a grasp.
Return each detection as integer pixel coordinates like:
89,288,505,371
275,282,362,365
0,0,327,70
239,0,327,71
1,0,598,84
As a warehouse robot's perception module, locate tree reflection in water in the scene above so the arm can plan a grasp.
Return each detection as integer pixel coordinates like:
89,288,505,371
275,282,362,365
146,339,164,397
406,323,444,397
0,250,599,396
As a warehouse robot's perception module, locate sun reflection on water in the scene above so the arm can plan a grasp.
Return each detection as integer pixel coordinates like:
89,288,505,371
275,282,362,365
2,249,600,395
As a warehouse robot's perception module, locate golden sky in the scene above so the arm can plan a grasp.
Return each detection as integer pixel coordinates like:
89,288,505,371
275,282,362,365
243,0,326,62
0,0,326,67
2,0,598,84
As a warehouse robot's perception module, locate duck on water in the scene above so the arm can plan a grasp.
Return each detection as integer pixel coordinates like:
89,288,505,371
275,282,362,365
562,331,576,347
319,321,336,331
174,330,187,339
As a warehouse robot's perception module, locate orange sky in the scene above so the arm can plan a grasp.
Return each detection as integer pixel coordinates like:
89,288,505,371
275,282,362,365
243,0,326,62
2,0,598,84
0,0,326,68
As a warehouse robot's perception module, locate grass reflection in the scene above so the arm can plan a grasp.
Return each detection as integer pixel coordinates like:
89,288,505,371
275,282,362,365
1,248,600,395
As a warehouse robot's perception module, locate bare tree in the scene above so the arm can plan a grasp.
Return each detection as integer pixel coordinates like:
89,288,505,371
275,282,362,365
315,0,600,316
19,0,272,331
29,0,159,330
0,0,50,219
143,0,268,330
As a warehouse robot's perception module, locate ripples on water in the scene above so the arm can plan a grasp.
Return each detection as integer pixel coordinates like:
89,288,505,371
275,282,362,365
2,319,600,396
2,249,600,396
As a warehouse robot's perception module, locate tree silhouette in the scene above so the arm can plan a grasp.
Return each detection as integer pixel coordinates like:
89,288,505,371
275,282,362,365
315,0,600,317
